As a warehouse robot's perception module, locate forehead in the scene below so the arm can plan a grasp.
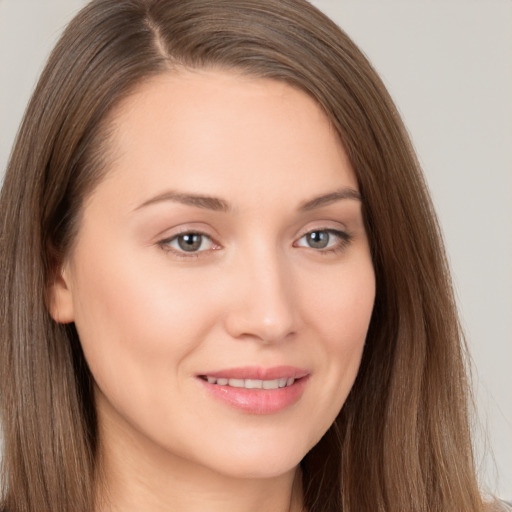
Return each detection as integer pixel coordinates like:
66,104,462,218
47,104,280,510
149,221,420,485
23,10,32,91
89,69,357,213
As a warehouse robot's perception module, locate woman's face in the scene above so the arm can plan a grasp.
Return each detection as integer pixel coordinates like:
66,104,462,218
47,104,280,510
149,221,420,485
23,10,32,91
50,70,375,480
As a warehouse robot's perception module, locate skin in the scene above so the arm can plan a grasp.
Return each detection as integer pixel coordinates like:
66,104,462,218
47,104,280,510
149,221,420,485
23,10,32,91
50,70,376,512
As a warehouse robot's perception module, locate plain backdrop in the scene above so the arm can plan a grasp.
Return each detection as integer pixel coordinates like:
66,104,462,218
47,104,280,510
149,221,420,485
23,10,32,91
1,0,511,501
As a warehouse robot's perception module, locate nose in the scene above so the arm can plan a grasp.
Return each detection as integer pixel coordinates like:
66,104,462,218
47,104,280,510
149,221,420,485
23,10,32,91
223,249,298,344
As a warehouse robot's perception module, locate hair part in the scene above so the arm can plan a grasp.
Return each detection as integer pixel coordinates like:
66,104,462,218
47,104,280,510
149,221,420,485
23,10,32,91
1,1,484,511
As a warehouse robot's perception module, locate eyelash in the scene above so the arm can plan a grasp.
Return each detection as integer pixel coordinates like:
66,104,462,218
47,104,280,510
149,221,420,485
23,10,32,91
157,228,353,259
294,229,353,255
157,229,219,259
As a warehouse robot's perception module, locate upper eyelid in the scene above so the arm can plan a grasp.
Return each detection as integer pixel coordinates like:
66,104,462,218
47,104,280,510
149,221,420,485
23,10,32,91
295,222,349,239
294,228,350,244
155,224,219,242
299,226,347,235
160,228,211,241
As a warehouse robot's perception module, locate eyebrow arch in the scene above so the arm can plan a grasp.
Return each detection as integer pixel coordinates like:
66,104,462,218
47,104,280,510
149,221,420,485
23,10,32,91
134,186,361,213
299,187,361,211
134,190,230,212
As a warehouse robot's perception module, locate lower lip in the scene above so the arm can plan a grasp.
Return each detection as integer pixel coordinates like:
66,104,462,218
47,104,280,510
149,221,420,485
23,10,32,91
199,377,309,415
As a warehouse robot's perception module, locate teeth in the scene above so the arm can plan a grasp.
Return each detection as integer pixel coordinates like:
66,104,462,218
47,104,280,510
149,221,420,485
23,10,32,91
204,376,296,389
262,379,278,390
245,379,262,389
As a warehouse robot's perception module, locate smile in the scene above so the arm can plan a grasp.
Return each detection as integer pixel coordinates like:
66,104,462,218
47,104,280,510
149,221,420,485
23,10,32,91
198,366,310,414
201,376,296,389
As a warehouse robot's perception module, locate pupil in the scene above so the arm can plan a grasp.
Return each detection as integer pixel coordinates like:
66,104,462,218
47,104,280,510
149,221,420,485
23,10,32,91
178,234,202,251
307,231,329,248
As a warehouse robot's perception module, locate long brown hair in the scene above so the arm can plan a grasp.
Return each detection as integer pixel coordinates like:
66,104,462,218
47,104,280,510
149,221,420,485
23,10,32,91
0,1,484,511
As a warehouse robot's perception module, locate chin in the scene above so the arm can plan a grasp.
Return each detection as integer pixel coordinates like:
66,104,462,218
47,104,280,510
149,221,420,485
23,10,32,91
191,432,315,480
213,457,300,480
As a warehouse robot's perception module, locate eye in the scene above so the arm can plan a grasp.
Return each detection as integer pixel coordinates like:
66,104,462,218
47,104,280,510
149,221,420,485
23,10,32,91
160,232,216,254
295,229,350,251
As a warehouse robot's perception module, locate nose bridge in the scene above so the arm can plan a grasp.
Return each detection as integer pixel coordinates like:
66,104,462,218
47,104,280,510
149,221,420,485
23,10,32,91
224,241,297,343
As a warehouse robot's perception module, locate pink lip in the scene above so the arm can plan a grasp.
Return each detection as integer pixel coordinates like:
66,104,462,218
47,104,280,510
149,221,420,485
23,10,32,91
197,366,310,415
199,365,309,380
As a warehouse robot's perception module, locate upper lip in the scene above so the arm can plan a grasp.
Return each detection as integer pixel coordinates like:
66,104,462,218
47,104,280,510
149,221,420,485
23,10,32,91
198,366,309,381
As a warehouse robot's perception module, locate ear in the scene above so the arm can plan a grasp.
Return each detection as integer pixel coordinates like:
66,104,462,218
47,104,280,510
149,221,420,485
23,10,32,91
48,263,75,324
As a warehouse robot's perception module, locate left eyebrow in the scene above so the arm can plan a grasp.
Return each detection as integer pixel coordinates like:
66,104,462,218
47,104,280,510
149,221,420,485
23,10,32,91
298,187,361,211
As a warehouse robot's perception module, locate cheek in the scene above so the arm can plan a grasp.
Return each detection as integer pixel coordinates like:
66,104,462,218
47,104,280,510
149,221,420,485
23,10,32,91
301,258,375,428
326,261,375,373
306,254,375,349
68,245,218,402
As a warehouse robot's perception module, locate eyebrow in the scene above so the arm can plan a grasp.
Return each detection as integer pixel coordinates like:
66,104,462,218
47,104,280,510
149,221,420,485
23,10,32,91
134,186,361,213
298,187,361,211
134,191,230,212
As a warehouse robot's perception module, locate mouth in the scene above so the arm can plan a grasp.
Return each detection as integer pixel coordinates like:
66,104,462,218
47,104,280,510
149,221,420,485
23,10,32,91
199,375,297,389
197,366,310,414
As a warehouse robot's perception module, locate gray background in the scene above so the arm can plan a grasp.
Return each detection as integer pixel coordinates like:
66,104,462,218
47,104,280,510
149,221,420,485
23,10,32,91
1,0,511,501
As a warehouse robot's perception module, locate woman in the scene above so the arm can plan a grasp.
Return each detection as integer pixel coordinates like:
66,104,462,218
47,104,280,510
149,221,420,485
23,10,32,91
0,0,501,511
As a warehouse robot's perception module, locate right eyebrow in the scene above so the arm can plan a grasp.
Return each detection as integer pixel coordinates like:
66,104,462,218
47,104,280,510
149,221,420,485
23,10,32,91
133,190,231,212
